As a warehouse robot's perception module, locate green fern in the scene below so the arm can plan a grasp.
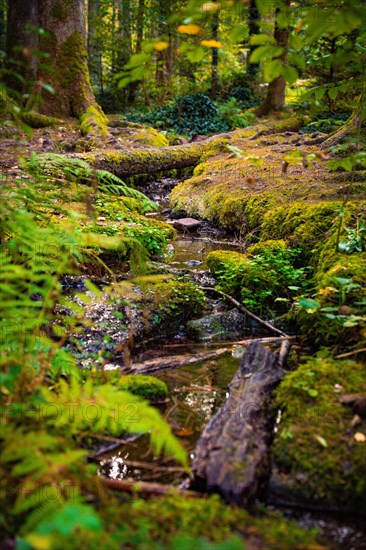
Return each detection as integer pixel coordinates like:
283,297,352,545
96,170,158,212
42,378,188,467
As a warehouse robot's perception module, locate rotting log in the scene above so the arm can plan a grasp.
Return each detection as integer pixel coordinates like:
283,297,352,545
189,341,286,507
72,133,232,178
124,348,229,374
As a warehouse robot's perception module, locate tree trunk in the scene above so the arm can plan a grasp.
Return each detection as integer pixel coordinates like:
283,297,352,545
255,4,289,117
210,11,219,100
5,0,39,92
88,0,103,93
36,0,102,121
247,0,260,77
320,99,365,149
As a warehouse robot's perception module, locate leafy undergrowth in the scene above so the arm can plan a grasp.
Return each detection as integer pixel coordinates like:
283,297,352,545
273,355,366,508
206,242,309,315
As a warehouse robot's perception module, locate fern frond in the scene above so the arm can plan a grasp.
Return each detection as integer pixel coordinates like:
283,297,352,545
41,378,188,467
96,170,158,212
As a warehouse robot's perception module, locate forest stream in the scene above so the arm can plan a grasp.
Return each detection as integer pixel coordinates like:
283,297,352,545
63,177,366,550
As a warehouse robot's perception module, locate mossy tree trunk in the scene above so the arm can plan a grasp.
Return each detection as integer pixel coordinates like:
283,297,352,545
37,0,103,120
5,0,107,134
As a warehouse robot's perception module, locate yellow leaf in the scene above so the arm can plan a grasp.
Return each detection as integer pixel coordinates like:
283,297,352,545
314,435,328,448
354,432,366,442
177,24,204,35
200,39,223,48
154,41,169,52
201,2,220,12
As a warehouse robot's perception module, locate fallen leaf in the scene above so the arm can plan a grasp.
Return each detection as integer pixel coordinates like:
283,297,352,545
354,432,366,442
314,435,328,448
176,428,194,437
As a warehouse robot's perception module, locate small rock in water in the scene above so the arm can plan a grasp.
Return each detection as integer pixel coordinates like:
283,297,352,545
185,260,202,267
173,218,203,231
232,345,245,358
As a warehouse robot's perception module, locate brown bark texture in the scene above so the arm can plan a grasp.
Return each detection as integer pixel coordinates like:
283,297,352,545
189,342,285,506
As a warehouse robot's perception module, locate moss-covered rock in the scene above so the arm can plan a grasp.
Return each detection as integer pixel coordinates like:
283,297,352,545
246,239,287,256
144,279,207,330
118,374,168,401
272,355,366,509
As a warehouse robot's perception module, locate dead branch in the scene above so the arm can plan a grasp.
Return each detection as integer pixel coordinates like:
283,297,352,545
199,287,289,337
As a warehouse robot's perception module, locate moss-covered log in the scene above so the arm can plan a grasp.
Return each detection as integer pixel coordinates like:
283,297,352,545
190,342,285,506
74,134,231,178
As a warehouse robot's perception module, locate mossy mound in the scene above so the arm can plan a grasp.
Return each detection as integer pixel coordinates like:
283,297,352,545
118,374,168,401
272,355,366,509
246,239,287,256
131,126,169,147
97,494,322,549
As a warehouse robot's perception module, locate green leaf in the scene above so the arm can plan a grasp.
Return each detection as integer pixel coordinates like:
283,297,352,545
250,45,283,64
328,87,339,100
250,34,276,46
289,34,303,51
187,46,205,63
298,298,320,311
263,59,283,82
282,66,298,84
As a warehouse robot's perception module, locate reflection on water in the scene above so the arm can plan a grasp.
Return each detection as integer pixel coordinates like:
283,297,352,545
98,354,239,485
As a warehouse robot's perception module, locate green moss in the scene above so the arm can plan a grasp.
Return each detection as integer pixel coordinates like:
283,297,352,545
118,374,168,401
80,105,108,137
273,356,366,508
98,494,321,549
146,279,207,328
247,239,287,256
20,111,60,128
132,126,169,147
261,201,342,261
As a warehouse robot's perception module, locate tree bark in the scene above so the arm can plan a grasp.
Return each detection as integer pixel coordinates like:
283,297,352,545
189,342,286,506
5,0,39,91
210,10,219,100
88,0,103,92
37,0,101,118
255,3,290,117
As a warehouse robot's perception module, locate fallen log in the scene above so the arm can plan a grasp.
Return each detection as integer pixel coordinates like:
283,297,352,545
124,348,229,374
199,287,289,337
189,341,287,507
100,476,203,498
73,133,232,179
